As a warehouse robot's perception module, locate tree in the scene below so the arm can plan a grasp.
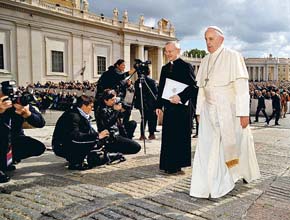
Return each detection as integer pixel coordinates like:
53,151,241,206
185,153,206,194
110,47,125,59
183,48,207,58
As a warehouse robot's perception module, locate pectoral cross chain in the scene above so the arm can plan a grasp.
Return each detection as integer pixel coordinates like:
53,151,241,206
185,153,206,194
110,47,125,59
204,48,224,87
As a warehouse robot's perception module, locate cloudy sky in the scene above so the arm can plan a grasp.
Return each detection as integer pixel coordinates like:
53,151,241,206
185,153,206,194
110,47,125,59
88,0,290,58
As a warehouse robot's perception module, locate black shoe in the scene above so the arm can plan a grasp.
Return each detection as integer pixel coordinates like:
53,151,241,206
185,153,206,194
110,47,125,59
87,150,106,168
254,120,258,122
165,168,179,174
68,163,90,170
0,171,10,183
275,123,280,126
6,165,16,171
243,179,248,184
192,134,198,138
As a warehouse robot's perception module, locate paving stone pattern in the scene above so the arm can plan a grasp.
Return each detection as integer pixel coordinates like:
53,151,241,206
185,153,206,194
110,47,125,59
0,115,289,219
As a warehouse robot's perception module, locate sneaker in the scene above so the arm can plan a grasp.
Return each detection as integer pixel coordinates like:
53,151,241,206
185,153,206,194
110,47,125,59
148,134,156,140
139,135,147,140
106,153,126,165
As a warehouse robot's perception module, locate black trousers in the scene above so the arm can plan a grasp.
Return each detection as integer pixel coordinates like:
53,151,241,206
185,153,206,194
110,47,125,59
12,135,46,162
106,135,141,154
60,142,97,165
0,135,45,170
139,109,157,136
268,109,280,124
123,120,137,139
255,107,269,122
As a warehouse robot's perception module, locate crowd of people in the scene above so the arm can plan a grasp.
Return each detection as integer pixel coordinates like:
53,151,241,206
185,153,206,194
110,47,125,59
1,26,289,200
249,81,290,125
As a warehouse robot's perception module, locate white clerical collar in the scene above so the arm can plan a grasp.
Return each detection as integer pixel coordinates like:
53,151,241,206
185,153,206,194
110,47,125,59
168,56,180,64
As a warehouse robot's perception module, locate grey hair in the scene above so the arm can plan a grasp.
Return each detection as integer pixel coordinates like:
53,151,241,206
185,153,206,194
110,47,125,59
165,41,181,49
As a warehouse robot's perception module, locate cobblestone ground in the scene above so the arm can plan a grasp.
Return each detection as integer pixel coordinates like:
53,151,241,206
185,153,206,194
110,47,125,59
0,114,289,220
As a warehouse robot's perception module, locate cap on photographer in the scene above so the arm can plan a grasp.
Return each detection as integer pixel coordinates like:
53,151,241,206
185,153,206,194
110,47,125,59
0,80,46,183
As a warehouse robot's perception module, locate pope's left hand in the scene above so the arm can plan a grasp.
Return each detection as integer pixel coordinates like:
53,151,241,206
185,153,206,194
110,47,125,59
240,116,249,128
169,95,180,104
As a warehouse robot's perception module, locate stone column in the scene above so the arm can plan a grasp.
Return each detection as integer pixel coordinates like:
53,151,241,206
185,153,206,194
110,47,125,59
137,44,144,61
157,46,163,78
266,65,269,81
252,67,256,81
274,64,278,81
258,66,261,81
123,42,130,71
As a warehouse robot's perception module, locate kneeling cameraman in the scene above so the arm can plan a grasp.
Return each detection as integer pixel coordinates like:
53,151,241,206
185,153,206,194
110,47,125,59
0,80,46,183
52,95,125,170
96,89,141,155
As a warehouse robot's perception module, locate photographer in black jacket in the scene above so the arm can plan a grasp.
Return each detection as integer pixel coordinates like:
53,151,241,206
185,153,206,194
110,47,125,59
95,89,141,155
0,80,46,183
94,59,135,125
52,95,113,170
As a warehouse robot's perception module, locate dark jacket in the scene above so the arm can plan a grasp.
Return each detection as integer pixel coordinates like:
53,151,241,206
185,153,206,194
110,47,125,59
52,107,99,155
0,105,45,140
257,95,266,109
95,66,130,100
95,105,121,134
271,94,281,110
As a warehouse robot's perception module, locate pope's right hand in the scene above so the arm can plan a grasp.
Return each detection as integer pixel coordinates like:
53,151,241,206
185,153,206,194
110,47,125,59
0,96,12,114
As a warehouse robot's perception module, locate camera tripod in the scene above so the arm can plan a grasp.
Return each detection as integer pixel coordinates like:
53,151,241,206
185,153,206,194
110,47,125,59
135,73,157,154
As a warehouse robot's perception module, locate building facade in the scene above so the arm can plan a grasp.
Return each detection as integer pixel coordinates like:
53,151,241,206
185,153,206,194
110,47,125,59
0,0,176,85
184,54,290,82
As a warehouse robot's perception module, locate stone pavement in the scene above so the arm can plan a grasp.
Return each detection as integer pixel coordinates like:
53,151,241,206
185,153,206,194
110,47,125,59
0,113,290,220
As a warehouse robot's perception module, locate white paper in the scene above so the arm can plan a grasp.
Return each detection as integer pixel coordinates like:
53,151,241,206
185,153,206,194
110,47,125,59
162,78,189,105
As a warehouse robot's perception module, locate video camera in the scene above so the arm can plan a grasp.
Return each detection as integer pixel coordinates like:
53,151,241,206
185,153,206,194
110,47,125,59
133,59,151,77
0,80,34,106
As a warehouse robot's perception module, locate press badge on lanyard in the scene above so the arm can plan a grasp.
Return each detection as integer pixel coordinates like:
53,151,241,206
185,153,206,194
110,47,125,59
5,120,13,167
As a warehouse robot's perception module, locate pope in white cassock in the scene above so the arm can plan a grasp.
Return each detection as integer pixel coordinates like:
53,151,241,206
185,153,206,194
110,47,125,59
190,26,261,198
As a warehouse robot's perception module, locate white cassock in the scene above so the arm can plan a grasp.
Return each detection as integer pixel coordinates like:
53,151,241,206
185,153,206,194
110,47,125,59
190,45,261,198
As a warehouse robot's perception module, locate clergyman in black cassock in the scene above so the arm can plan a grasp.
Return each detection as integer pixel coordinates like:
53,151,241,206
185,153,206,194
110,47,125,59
156,41,197,174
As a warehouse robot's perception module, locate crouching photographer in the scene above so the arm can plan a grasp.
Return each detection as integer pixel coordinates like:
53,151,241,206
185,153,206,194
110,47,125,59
52,95,125,170
0,80,46,183
95,89,141,155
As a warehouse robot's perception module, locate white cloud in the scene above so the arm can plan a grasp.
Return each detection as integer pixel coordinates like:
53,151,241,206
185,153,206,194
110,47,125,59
88,0,290,58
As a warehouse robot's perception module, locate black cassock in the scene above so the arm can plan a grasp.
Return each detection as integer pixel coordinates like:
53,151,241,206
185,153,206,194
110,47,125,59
156,58,197,171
